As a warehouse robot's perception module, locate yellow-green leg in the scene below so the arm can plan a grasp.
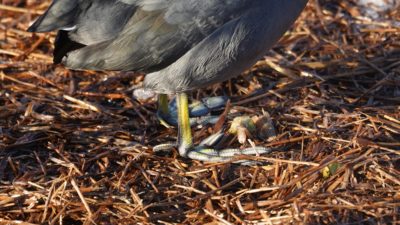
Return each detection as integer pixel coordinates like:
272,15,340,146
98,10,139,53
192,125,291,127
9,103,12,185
157,94,172,128
176,93,193,156
158,94,169,116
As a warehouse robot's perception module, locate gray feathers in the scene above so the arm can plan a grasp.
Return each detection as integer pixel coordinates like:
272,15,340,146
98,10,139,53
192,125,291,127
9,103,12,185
28,0,79,33
28,0,308,93
29,0,137,45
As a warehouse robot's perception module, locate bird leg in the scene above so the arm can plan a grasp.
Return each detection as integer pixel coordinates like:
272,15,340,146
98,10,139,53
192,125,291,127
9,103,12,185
158,93,170,116
176,93,194,156
157,93,173,128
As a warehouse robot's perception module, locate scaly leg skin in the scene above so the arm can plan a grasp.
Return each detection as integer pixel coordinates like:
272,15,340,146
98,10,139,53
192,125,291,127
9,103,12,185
176,92,193,156
155,93,271,163
157,93,173,128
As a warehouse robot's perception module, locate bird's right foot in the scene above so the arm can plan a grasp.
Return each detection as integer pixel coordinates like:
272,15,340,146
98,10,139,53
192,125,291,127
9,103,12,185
154,93,273,164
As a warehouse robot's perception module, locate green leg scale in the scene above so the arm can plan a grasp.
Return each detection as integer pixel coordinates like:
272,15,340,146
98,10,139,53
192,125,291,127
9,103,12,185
157,94,173,128
176,93,193,157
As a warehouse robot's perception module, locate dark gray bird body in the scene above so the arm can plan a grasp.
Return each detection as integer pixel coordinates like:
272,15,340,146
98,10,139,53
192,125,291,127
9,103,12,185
29,0,308,94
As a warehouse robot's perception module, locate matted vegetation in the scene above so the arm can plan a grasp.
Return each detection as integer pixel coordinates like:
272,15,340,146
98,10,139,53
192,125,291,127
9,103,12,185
0,0,399,224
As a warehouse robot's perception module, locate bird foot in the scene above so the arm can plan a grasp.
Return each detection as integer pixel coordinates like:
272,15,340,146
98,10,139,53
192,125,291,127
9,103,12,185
153,131,271,163
154,93,274,163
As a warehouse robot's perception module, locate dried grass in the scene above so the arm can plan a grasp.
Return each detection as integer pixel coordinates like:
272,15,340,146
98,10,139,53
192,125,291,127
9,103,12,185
1,0,399,224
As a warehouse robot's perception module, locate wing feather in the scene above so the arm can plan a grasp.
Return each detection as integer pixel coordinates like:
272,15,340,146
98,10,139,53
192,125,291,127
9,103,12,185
29,0,255,71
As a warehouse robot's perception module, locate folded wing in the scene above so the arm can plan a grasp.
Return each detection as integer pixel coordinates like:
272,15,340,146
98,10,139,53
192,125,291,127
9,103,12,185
28,0,253,72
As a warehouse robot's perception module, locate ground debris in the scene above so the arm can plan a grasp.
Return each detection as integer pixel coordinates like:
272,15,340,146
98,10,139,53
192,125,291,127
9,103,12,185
0,0,399,224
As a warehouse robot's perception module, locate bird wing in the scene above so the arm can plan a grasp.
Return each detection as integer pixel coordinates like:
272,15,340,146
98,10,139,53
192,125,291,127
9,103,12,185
28,0,254,71
28,0,137,45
